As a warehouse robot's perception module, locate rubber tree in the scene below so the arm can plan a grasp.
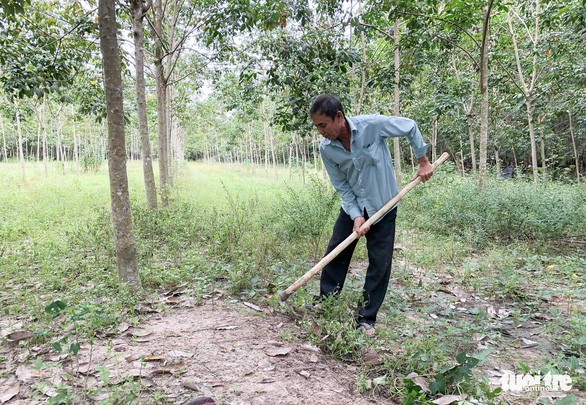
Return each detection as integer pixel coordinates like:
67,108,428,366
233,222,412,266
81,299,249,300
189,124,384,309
130,0,157,210
98,0,142,291
506,0,546,182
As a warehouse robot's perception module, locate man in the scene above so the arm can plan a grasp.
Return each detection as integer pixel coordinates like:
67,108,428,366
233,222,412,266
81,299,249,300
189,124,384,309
310,94,433,338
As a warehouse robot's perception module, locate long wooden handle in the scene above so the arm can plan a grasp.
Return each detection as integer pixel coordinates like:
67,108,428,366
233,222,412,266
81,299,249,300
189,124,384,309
279,152,450,301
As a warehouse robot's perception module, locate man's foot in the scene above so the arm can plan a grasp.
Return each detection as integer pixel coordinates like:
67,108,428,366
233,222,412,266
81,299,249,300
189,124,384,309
358,322,376,339
304,295,322,311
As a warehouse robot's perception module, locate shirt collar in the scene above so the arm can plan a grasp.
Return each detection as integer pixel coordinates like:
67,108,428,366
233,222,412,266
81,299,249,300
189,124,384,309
346,116,357,134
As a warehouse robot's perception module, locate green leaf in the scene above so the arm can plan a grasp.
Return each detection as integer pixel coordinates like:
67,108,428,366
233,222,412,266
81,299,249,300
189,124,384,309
52,342,62,352
556,395,577,405
430,373,447,395
69,343,81,355
45,300,67,319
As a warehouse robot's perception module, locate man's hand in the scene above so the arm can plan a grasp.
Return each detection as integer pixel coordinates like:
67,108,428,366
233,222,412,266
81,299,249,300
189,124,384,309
411,155,434,183
353,216,370,237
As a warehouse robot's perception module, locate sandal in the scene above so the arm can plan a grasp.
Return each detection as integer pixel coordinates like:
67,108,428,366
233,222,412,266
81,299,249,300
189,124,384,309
358,322,376,339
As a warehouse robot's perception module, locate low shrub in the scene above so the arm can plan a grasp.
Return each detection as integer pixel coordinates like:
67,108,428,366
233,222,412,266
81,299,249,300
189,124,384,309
404,173,586,244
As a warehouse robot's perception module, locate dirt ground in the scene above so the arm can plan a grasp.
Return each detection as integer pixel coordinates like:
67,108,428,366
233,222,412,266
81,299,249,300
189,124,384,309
0,297,396,405
1,254,584,404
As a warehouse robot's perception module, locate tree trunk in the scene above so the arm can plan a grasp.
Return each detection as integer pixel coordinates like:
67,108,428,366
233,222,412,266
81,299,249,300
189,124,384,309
295,134,300,170
495,146,501,176
15,105,25,181
167,83,174,186
131,0,157,210
264,122,269,178
288,141,293,181
270,126,278,180
36,119,41,164
98,0,142,291
458,134,465,177
393,17,402,189
508,4,541,182
569,110,580,181
525,98,539,182
72,106,79,174
540,139,546,181
301,136,306,185
431,116,437,163
42,101,48,177
466,111,477,175
1,114,7,163
478,4,490,191
154,0,169,206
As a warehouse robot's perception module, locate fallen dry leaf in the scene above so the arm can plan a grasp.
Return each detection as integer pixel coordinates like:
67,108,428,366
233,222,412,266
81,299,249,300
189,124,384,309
405,372,431,393
300,344,320,353
187,397,216,405
144,355,165,362
125,354,141,362
432,394,468,405
167,350,194,358
150,368,174,376
129,329,152,338
297,370,311,378
4,331,33,347
117,322,130,333
242,302,262,312
309,354,318,363
522,338,538,348
15,364,42,383
265,347,291,357
0,380,19,403
311,320,321,336
161,296,180,305
216,325,237,330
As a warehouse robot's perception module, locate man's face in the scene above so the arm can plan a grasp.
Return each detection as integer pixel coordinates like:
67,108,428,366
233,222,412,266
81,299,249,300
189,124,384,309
311,111,345,141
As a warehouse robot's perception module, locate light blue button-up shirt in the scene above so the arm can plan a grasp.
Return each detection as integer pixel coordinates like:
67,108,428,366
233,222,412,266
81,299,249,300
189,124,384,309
320,114,430,221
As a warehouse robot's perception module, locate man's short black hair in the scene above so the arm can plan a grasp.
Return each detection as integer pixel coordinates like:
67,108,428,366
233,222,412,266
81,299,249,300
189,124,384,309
309,94,345,120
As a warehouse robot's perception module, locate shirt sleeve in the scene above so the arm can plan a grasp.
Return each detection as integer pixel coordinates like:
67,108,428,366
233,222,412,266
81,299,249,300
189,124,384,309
321,150,363,220
377,116,430,159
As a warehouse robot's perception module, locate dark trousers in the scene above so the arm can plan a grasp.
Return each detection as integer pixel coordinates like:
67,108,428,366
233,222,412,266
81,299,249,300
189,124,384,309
319,207,397,325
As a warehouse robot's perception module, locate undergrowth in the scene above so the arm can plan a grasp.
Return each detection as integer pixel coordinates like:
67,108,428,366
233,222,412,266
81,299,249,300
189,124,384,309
1,161,585,404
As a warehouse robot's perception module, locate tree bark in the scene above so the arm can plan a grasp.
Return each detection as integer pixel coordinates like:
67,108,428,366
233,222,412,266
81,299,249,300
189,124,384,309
288,141,293,181
270,126,278,180
15,104,25,181
569,110,580,181
36,120,41,164
301,136,306,185
131,0,157,210
98,0,142,291
508,5,540,182
478,4,491,190
431,116,437,163
154,0,169,206
72,106,79,174
1,114,8,163
393,17,402,189
466,108,476,175
538,115,546,180
42,101,48,177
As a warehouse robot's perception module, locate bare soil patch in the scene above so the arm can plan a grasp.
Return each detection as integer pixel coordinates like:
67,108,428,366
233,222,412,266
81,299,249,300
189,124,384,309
1,300,396,404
